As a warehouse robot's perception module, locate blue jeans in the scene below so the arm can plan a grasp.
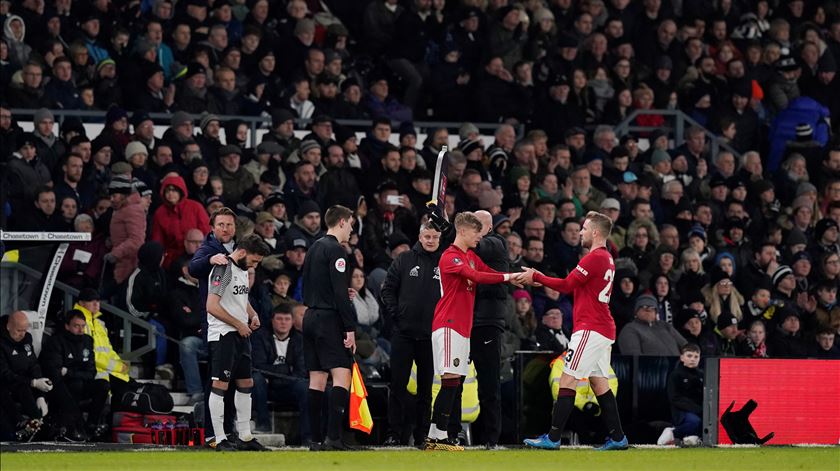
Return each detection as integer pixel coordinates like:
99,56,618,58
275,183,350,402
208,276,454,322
252,371,310,443
673,410,702,439
149,319,167,366
179,336,208,395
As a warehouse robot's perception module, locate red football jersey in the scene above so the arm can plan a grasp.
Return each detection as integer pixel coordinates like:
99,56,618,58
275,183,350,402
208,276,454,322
533,246,617,340
432,245,506,337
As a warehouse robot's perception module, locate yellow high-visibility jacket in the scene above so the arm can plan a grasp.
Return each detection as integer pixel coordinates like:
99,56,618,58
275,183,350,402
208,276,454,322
75,303,129,382
408,362,481,423
549,356,618,413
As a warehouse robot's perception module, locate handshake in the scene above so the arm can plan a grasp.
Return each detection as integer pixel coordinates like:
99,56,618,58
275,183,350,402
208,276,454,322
508,267,544,288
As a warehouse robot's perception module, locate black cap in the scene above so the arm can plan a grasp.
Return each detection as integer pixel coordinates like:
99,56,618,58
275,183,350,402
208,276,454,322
78,288,101,302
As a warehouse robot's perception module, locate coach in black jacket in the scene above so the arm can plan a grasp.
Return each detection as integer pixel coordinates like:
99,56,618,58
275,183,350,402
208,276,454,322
40,310,109,437
471,210,511,448
380,222,443,446
251,305,309,443
0,312,51,428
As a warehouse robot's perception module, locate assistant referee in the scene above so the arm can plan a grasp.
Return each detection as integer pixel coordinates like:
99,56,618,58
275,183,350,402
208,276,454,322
301,205,357,451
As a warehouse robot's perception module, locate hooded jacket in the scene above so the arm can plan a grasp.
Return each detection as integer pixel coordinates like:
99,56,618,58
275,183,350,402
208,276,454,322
3,15,33,67
380,241,442,339
127,241,168,320
151,175,210,269
111,192,147,283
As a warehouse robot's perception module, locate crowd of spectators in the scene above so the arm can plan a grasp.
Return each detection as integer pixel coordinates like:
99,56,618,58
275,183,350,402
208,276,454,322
2,0,840,443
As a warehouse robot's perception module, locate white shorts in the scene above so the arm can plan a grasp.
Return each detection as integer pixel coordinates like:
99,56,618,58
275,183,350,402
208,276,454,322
432,328,470,376
563,330,613,379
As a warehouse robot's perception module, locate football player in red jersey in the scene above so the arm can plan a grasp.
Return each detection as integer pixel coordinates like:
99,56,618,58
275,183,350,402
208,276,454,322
425,212,522,451
521,211,629,451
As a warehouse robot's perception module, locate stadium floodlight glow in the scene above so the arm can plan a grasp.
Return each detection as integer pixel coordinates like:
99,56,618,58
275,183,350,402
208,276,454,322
0,231,92,242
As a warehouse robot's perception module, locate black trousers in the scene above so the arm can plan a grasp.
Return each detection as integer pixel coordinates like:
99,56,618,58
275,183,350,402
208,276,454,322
0,383,42,424
470,325,503,446
66,378,109,426
387,333,433,444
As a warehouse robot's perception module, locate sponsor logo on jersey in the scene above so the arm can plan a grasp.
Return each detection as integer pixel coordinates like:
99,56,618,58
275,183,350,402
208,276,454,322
212,273,221,287
335,258,346,273
68,353,74,359
409,265,420,277
576,265,589,276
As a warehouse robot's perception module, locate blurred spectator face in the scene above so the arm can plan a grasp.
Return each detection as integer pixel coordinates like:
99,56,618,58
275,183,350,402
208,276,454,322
259,53,276,74
65,315,86,336
684,253,700,273
825,150,840,172
619,276,635,295
502,8,520,29
370,79,389,100
187,3,207,21
54,59,72,81
302,147,322,167
312,120,332,140
793,206,812,228
632,202,652,221
184,229,203,255
793,258,811,277
0,107,10,131
82,18,100,38
462,173,482,199
286,246,307,268
751,288,770,309
670,155,688,173
63,155,83,182
561,221,580,245
571,168,591,192
221,152,241,172
824,254,840,277
412,175,431,195
274,117,294,138
255,220,274,239
241,32,260,53
271,311,294,338
495,125,516,150
326,145,345,168
636,304,656,322
36,191,56,216
223,49,241,70
135,119,155,141
540,174,558,194
715,277,732,297
273,274,291,296
506,234,522,260
781,315,800,335
525,239,544,262
606,19,623,38
543,309,563,329
372,122,391,142
216,70,236,92
147,22,163,45
654,275,669,297
23,63,43,89
684,317,702,336
305,50,325,76
659,253,675,273
524,219,545,240
618,181,637,200
558,201,576,220
657,20,676,46
817,332,835,351
182,143,201,163
93,145,112,168
164,184,182,205
632,227,648,249
173,24,191,48
344,84,362,104
830,206,840,226
209,26,228,50
575,13,592,35
212,213,236,243
400,149,416,171
61,197,77,221
718,256,734,276
291,304,305,332
536,203,556,225
350,267,365,291
382,150,401,173
294,163,316,190
318,81,338,99
326,57,342,77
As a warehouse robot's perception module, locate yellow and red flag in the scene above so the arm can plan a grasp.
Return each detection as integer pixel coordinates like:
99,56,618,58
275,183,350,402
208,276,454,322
349,362,373,434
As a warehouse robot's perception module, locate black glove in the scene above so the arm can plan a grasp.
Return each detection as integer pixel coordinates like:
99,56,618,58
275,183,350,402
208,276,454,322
426,203,451,233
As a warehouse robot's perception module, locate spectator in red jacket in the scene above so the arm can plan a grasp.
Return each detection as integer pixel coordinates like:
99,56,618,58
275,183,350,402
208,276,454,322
151,175,210,269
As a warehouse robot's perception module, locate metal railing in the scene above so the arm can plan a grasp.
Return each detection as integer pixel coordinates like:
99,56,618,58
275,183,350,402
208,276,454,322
1,261,157,362
9,108,524,146
613,108,742,159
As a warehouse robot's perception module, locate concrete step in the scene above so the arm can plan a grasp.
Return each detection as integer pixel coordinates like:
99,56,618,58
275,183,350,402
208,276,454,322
172,405,196,414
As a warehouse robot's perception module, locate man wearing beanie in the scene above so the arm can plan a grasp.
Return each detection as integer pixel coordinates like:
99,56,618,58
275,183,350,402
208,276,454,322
108,175,147,285
196,113,222,167
770,265,796,305
713,312,740,356
617,294,687,356
32,108,65,172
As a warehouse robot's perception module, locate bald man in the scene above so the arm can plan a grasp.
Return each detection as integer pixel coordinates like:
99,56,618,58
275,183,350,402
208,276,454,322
1,312,53,438
470,210,512,449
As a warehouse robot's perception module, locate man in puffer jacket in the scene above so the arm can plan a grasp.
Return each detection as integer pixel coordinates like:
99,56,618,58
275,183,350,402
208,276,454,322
108,175,146,285
152,175,210,269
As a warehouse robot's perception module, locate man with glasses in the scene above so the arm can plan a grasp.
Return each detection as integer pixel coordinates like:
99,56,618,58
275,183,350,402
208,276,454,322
8,62,54,109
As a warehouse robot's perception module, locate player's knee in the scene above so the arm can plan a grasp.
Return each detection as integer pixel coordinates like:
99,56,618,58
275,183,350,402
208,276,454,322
211,386,227,396
235,386,252,394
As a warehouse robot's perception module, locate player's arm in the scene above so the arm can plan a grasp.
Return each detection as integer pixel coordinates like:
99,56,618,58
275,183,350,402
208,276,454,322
245,268,261,330
532,256,595,293
441,254,510,284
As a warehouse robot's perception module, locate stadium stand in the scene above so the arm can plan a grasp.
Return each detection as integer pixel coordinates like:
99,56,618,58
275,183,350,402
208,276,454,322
1,0,840,447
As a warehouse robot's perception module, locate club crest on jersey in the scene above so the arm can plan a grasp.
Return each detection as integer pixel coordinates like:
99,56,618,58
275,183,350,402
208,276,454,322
433,267,440,280
469,260,475,269
576,265,589,276
335,258,346,272
453,358,460,367
24,344,32,356
409,265,420,277
453,257,462,265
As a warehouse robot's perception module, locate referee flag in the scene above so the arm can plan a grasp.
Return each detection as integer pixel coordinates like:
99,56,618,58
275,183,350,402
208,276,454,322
349,362,373,434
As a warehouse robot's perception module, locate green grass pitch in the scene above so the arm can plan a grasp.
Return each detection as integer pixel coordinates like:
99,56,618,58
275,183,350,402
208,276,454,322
1,447,838,471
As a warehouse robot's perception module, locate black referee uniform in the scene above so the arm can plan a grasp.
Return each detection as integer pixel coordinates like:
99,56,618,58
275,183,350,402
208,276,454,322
301,233,357,446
